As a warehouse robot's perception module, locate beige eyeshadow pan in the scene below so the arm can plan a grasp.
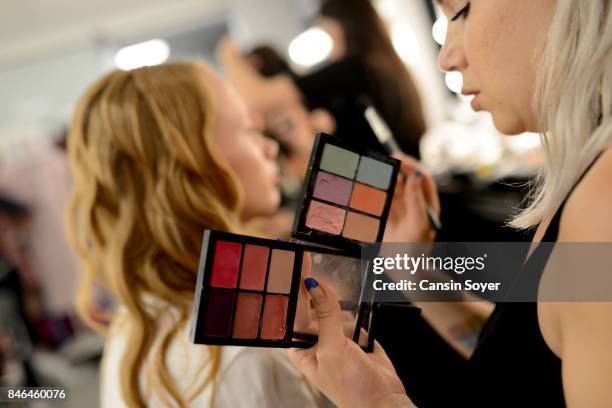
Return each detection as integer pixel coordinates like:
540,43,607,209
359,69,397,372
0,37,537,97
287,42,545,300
342,212,380,242
267,250,295,294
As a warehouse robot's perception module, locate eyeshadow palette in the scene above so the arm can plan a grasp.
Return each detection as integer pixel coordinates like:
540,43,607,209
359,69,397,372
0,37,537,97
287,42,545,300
190,229,375,350
293,133,401,251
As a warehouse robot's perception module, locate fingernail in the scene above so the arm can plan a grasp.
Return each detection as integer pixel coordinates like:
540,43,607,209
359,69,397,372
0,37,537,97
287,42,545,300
304,278,326,304
304,278,319,289
415,170,422,178
275,236,283,241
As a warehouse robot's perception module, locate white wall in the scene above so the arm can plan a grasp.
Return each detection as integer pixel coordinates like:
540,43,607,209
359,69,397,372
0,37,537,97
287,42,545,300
0,0,307,145
228,0,305,52
0,49,111,138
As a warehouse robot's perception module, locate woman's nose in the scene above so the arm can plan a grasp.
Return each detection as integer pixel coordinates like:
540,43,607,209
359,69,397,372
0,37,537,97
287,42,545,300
438,30,468,73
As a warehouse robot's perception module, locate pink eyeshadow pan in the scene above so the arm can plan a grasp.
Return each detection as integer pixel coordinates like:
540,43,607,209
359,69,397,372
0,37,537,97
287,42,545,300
305,200,346,235
239,245,269,291
312,171,353,206
260,295,288,339
233,293,263,339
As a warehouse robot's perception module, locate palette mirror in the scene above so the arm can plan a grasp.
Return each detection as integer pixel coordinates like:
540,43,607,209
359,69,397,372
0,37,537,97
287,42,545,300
295,250,371,348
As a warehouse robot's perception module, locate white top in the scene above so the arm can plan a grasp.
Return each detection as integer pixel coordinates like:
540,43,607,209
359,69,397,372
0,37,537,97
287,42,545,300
100,308,319,407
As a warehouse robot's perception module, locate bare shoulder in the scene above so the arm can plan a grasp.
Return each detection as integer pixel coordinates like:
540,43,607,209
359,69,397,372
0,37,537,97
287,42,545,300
540,148,612,355
559,147,612,242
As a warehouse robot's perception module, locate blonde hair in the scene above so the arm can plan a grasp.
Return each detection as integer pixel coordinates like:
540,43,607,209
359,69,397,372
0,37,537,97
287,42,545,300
511,0,612,228
66,61,243,406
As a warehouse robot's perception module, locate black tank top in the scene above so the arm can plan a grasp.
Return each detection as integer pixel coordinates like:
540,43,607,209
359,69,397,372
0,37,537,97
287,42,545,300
466,153,604,407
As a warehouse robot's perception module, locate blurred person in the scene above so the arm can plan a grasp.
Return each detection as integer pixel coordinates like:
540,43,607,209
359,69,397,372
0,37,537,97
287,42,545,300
0,133,82,340
244,46,326,196
287,0,612,407
66,61,321,407
220,40,336,184
0,200,40,387
245,46,293,78
219,0,426,158
220,42,336,238
0,254,38,387
298,0,426,158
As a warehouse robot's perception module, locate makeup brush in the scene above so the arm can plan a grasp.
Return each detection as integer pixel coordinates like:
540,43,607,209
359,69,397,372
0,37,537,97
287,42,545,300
364,104,442,231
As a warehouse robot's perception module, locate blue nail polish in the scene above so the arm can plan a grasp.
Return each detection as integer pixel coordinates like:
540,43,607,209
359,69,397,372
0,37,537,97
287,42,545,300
304,278,319,290
275,236,283,241
415,170,422,178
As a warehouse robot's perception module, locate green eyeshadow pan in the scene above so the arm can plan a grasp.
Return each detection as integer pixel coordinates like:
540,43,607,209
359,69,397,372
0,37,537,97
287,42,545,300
319,144,359,179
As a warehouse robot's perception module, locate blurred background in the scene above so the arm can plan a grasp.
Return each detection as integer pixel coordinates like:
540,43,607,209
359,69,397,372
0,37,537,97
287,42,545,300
0,0,539,405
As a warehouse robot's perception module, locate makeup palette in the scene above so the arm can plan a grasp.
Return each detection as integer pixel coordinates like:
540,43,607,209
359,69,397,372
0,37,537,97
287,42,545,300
293,133,401,251
190,135,397,352
190,230,374,349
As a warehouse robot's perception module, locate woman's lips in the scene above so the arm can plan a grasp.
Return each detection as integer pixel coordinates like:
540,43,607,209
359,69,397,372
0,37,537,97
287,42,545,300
470,93,481,111
462,88,482,111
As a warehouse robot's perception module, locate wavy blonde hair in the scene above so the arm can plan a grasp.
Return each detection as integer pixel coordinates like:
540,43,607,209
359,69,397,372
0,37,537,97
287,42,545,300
66,61,243,407
511,0,612,228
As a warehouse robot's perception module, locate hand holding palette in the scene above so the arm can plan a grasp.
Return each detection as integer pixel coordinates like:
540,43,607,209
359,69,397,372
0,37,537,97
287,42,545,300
190,134,397,352
292,133,401,251
189,230,374,349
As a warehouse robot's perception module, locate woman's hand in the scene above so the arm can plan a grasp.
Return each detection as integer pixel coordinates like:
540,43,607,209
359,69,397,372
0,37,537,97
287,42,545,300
295,255,369,339
288,278,415,408
384,153,440,243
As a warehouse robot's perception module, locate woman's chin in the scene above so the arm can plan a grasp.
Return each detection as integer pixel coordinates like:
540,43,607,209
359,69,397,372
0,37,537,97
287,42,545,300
491,114,529,136
251,194,282,219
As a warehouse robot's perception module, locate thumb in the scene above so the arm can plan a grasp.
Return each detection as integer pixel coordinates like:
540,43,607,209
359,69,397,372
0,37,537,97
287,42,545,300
304,278,346,349
287,277,346,381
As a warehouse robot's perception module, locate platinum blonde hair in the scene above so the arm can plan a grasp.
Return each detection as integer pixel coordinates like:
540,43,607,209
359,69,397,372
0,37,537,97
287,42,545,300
511,0,612,229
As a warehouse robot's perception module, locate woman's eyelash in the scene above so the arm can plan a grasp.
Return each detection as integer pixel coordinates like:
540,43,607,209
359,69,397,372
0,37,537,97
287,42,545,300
450,3,470,22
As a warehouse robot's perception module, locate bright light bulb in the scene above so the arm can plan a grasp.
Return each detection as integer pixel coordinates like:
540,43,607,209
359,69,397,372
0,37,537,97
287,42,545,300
432,17,447,45
288,28,333,67
391,24,420,65
445,72,463,93
114,39,170,71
